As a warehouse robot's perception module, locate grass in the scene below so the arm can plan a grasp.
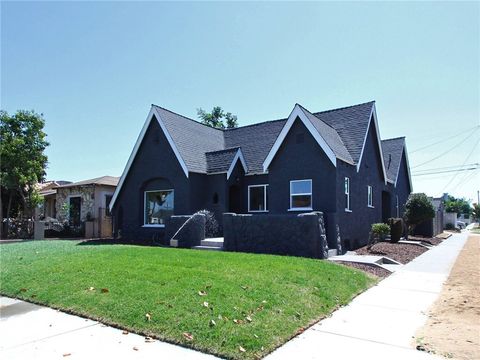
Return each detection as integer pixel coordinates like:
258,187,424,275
0,240,374,359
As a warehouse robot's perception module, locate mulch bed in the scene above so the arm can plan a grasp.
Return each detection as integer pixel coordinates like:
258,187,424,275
335,261,392,279
355,242,428,264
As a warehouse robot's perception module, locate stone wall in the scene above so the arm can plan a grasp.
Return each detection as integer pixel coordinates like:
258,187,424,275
223,212,328,259
56,185,95,223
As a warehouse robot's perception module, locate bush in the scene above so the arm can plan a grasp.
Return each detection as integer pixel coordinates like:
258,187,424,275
367,223,390,250
404,193,435,233
372,223,390,238
445,223,455,230
389,218,404,243
197,209,220,237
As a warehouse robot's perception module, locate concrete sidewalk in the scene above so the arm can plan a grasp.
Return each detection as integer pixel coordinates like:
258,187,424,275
0,297,217,360
266,231,469,360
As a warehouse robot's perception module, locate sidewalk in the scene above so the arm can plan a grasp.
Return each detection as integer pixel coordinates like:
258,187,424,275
0,297,217,360
266,231,469,360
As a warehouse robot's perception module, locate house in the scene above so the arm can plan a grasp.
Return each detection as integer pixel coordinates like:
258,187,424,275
110,101,412,250
38,180,72,219
54,176,119,238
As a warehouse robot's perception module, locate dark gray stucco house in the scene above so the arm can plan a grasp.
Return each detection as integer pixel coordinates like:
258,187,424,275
109,101,412,250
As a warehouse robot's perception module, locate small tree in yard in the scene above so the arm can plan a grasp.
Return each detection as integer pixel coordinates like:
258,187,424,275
404,193,435,234
0,110,49,237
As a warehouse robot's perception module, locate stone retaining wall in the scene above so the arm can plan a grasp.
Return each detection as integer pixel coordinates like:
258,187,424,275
223,212,328,259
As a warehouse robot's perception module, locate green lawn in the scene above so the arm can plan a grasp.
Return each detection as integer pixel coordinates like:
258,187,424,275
0,240,374,359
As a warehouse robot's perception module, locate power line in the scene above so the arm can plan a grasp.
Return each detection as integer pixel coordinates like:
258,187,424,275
412,131,479,169
441,138,480,192
412,166,479,176
413,163,479,175
410,126,479,154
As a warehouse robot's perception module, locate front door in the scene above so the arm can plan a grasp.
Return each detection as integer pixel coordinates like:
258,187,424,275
69,197,81,226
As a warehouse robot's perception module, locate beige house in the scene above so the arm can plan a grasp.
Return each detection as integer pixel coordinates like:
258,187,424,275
40,176,119,238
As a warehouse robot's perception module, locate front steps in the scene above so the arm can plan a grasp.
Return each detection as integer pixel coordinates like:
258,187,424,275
191,238,224,251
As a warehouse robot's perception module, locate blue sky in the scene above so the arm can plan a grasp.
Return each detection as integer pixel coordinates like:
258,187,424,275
2,1,479,201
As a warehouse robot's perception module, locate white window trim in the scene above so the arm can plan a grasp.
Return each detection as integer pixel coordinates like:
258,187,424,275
344,177,351,212
289,179,313,211
144,189,174,227
247,184,269,213
367,185,374,208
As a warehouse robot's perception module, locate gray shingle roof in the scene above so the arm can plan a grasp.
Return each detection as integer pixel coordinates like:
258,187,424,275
55,176,119,188
224,119,286,173
314,101,375,164
154,106,224,173
206,147,240,173
152,101,378,175
381,137,405,182
299,105,354,164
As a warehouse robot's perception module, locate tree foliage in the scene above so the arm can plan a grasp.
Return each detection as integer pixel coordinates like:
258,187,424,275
0,110,49,222
404,193,435,231
444,195,472,216
472,203,480,221
197,106,238,129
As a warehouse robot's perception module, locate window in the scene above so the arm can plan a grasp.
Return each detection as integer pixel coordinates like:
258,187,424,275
144,190,174,226
290,179,312,210
345,177,350,211
367,185,373,207
105,195,113,216
248,185,268,212
396,195,399,217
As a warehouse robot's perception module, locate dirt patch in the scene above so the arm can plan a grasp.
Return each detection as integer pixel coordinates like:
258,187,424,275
355,242,428,264
415,234,480,359
335,261,391,279
409,235,443,246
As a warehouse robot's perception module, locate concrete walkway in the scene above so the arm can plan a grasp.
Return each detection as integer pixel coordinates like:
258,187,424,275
266,231,469,360
0,297,217,360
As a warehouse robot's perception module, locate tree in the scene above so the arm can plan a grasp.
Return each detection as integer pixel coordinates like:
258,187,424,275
0,110,49,236
472,203,480,222
197,106,238,129
404,193,435,233
444,195,472,217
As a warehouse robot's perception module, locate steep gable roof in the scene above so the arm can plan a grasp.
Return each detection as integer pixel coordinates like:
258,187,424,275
224,119,286,173
154,105,224,173
314,101,375,164
299,105,354,164
381,137,412,190
381,137,405,183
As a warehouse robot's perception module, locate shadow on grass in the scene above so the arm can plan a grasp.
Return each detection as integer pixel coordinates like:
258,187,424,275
77,238,167,247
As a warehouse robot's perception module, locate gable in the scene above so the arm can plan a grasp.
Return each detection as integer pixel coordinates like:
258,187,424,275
358,118,387,182
110,107,189,210
263,105,338,172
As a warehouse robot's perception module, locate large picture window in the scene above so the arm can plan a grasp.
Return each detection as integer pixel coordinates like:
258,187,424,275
144,190,174,226
290,179,312,210
248,185,268,212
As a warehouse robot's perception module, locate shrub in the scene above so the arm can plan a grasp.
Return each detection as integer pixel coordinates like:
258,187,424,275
372,223,390,238
389,218,404,243
367,223,390,250
197,209,220,237
404,193,435,233
445,223,455,230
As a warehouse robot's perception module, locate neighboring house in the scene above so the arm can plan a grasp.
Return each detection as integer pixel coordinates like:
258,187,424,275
110,101,412,249
38,180,72,219
54,176,119,237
